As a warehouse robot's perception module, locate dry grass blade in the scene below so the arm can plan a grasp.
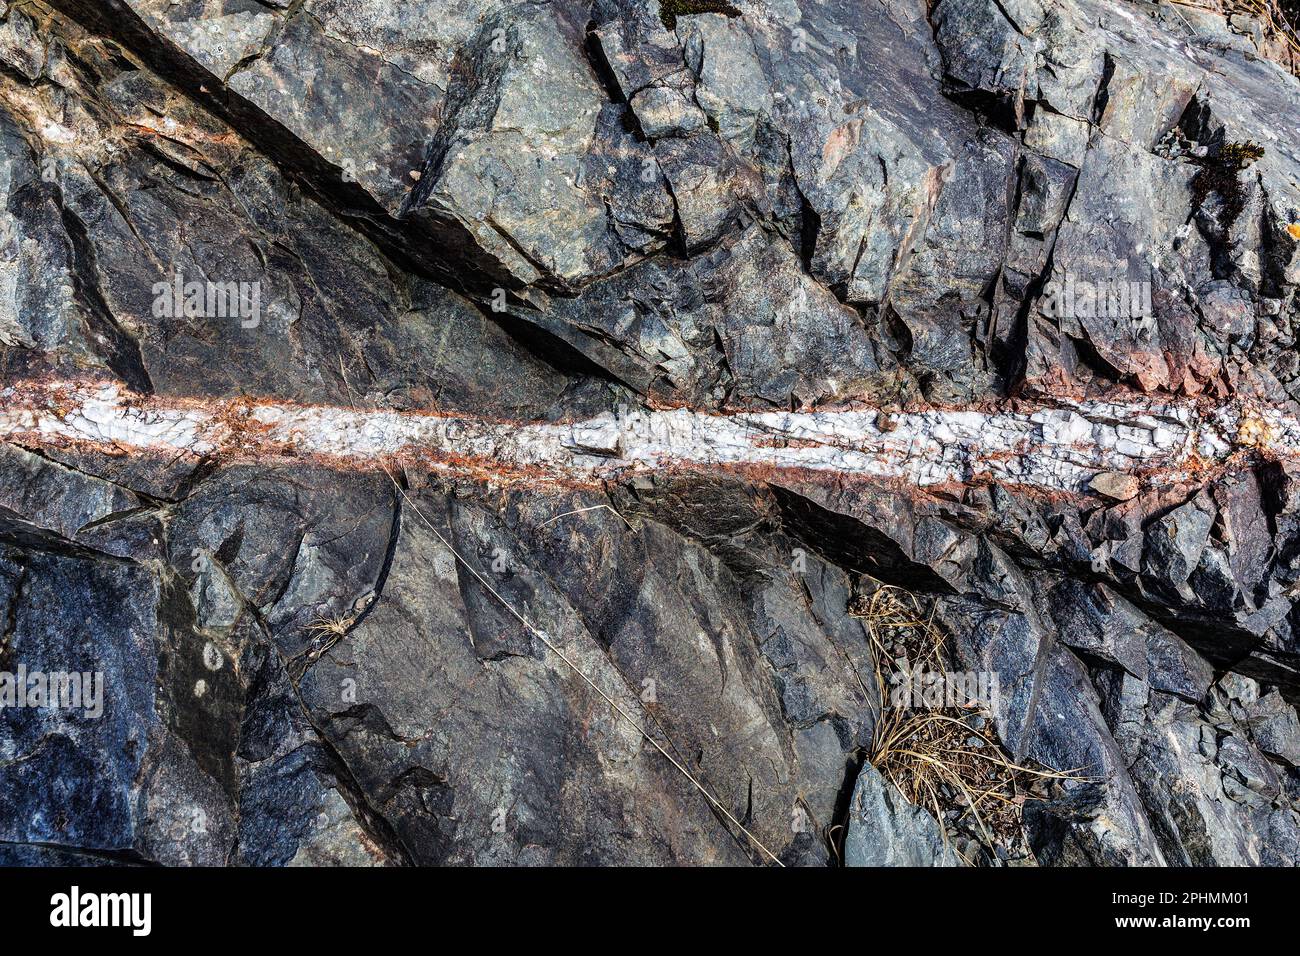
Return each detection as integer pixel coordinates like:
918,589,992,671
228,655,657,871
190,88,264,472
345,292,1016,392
305,614,352,638
332,356,783,865
1162,0,1300,71
1233,0,1300,61
381,465,786,867
303,613,355,661
538,504,635,531
855,584,1082,862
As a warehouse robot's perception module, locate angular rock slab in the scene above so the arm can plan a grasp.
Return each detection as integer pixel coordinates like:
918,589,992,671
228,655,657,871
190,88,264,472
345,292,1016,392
844,764,963,867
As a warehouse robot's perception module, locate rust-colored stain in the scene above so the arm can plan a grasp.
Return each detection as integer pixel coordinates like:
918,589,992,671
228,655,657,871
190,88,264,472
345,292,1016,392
4,371,1299,505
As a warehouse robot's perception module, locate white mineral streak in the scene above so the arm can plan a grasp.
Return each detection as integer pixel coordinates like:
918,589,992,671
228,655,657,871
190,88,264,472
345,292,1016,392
2,381,1299,494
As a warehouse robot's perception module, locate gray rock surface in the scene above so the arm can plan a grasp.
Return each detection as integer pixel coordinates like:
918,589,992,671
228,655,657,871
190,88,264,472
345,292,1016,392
844,765,962,866
1,0,1299,867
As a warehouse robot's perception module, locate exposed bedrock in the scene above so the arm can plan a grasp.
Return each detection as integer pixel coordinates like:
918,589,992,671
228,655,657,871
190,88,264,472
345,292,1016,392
1,0,1300,866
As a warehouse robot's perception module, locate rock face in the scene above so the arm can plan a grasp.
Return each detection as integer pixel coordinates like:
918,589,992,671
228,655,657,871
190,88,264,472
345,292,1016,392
1,0,1299,866
844,766,962,867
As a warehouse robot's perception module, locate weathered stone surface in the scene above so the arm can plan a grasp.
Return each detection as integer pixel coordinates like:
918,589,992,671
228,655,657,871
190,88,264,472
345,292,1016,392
1089,472,1139,502
844,765,962,867
2,0,1299,869
628,85,707,139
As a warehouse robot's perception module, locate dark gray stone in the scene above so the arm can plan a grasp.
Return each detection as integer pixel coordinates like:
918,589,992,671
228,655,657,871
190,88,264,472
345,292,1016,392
844,764,962,867
2,0,1299,869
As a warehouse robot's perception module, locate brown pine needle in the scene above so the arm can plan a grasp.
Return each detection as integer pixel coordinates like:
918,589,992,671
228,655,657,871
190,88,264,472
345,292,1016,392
856,583,1083,861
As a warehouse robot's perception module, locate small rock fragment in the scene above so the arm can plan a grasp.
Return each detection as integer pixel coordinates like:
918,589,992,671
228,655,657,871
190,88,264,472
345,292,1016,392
1089,471,1139,501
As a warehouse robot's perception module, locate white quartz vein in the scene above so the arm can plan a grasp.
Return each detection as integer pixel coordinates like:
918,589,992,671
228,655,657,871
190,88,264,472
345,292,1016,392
2,380,1297,494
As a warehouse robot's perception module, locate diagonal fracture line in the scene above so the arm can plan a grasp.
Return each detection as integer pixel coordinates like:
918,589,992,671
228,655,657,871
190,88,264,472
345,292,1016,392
2,378,1299,494
385,467,785,865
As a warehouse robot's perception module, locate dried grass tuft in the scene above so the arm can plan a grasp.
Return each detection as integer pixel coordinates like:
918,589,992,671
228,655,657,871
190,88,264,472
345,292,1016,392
303,613,355,662
854,585,1079,864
